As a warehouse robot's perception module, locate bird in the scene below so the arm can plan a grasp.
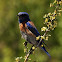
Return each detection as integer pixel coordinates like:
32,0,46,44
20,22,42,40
17,12,51,57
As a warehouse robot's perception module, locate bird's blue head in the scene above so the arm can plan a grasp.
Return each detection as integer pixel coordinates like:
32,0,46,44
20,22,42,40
17,12,30,23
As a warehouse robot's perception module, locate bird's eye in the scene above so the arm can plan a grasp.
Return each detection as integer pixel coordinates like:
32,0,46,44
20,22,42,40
19,15,22,18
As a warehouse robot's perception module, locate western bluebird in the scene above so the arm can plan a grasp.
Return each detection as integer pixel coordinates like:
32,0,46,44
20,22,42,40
17,12,51,57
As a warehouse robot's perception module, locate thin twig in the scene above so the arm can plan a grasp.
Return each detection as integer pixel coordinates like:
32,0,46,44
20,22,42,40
24,45,35,62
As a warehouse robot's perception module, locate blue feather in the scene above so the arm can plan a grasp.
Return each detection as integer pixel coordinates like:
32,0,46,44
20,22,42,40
26,22,40,37
26,22,51,58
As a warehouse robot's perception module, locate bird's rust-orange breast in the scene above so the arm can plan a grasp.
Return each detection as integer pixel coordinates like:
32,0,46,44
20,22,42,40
19,23,36,37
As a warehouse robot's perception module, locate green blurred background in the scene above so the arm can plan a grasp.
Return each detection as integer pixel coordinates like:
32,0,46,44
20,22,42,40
0,0,62,62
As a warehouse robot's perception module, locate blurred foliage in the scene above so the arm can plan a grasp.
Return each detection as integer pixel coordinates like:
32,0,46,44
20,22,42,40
0,0,62,62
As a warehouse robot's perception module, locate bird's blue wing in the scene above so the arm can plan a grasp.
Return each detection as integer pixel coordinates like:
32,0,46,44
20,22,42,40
26,22,40,37
26,22,51,57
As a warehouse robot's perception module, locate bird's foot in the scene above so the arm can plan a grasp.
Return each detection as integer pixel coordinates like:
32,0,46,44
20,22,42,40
23,41,28,46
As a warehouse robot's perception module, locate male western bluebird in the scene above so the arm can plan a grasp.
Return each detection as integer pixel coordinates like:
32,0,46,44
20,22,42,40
17,12,50,57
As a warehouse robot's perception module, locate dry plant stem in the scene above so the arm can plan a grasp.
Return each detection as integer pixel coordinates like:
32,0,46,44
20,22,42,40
43,27,50,37
24,53,30,62
24,45,35,62
37,27,49,47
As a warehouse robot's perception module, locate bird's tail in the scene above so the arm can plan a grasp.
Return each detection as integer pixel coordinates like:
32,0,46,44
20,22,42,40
39,45,51,58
